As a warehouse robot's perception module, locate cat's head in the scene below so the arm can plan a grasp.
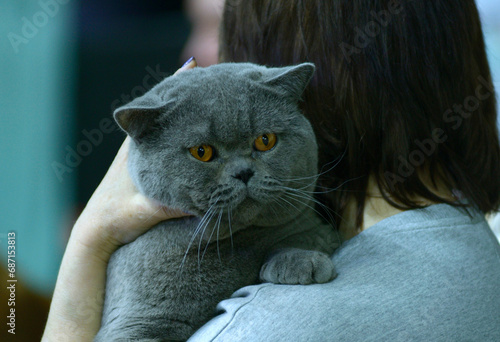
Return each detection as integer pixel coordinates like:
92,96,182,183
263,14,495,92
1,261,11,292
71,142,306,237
114,62,317,237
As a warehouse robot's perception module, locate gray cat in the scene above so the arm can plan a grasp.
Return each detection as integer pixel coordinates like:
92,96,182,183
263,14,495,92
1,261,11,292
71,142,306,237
95,62,340,342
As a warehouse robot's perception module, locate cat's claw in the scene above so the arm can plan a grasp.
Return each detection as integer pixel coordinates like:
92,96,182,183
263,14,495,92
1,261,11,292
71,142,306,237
259,249,336,285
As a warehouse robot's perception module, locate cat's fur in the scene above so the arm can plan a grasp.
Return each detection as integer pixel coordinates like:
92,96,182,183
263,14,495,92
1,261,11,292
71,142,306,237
95,63,340,342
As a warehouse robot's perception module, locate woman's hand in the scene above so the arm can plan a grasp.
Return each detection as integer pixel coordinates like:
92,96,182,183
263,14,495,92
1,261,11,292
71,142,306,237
72,136,188,259
42,57,197,342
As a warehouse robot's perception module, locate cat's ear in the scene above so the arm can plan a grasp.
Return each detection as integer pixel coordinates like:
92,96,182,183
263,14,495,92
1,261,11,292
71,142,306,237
113,92,166,142
263,63,316,100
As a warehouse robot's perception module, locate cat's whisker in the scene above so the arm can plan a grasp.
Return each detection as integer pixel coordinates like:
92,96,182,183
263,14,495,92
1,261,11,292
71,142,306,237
273,189,303,215
228,204,234,252
275,195,321,229
287,178,366,231
179,206,213,272
142,207,163,225
278,174,365,197
281,186,336,214
276,173,331,197
216,208,224,262
282,191,336,225
279,147,347,183
191,209,212,247
266,196,297,225
274,147,349,196
268,196,290,216
267,200,288,221
180,197,220,272
317,175,366,194
283,192,343,246
292,184,337,194
279,171,366,197
276,196,302,215
280,184,347,243
280,191,343,242
283,185,347,227
273,173,318,191
197,207,218,269
273,198,301,225
201,208,223,264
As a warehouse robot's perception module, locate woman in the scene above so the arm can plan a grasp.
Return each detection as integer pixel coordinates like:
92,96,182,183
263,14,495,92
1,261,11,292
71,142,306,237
43,0,500,340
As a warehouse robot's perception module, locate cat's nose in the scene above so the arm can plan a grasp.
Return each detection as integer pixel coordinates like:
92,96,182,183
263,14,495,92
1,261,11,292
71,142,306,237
232,168,254,185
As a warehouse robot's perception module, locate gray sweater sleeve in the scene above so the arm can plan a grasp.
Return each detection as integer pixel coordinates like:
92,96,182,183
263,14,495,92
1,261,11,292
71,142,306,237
188,204,500,342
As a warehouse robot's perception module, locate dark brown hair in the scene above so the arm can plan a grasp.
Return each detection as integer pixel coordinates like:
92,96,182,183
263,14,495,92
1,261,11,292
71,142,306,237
220,0,500,228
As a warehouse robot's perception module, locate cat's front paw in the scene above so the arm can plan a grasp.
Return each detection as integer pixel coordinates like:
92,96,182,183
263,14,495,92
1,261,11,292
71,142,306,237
259,249,336,285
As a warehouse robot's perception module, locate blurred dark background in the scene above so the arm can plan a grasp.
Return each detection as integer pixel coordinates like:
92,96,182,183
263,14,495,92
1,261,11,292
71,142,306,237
76,0,188,204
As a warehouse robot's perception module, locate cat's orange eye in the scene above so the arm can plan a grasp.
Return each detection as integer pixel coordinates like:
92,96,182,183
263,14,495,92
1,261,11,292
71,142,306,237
254,133,277,152
189,145,214,162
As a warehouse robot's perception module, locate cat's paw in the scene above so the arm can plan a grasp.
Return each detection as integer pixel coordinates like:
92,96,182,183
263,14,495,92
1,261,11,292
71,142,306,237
259,249,336,285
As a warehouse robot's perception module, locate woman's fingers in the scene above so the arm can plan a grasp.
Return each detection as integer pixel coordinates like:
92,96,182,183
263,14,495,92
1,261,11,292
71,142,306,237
174,56,198,74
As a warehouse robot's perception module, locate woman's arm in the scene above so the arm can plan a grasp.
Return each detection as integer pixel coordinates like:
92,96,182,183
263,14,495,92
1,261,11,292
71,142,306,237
42,138,188,341
42,58,197,341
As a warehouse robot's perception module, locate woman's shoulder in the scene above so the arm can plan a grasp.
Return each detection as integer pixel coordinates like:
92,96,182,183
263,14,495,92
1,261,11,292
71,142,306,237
333,203,500,301
346,202,499,251
189,203,500,342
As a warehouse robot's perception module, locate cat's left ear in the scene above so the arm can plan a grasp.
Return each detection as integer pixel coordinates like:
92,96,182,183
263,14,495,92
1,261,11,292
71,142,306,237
263,63,316,100
113,92,167,143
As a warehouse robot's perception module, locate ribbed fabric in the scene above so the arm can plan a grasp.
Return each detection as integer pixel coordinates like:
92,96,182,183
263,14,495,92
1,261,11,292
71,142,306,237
189,204,500,342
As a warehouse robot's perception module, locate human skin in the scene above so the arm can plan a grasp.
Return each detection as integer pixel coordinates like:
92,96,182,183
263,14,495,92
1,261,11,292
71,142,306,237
42,59,197,342
181,0,224,67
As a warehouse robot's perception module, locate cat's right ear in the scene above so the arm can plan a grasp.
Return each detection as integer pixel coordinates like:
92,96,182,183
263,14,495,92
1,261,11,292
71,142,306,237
113,93,166,143
262,63,316,101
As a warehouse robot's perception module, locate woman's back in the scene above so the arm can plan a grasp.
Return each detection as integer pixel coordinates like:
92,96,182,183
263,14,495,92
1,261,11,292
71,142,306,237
189,204,500,341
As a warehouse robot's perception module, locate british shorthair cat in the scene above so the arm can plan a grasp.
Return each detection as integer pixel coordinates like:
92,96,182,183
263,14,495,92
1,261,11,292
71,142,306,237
95,62,340,341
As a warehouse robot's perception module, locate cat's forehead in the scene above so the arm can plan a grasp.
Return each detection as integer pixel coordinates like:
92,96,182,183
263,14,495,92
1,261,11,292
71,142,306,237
168,88,290,144
176,63,265,82
161,64,266,101
158,65,295,143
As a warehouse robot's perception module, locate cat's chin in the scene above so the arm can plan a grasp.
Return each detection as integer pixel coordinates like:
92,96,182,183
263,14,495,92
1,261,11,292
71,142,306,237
193,198,265,241
223,198,262,226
